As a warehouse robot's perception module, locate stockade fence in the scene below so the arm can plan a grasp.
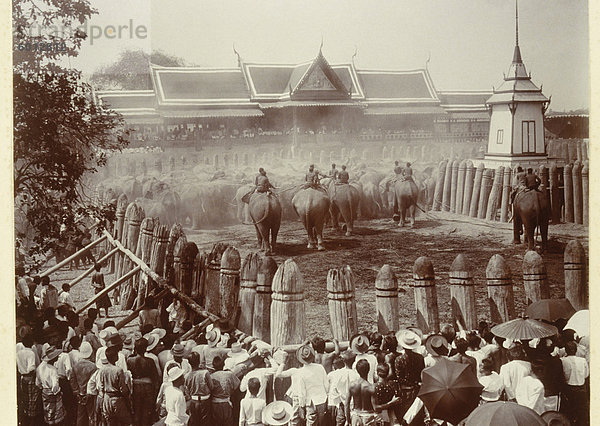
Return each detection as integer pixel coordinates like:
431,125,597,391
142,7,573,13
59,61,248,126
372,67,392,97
42,199,588,357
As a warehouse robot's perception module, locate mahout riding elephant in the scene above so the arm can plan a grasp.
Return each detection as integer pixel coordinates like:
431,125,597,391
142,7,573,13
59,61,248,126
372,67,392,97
513,189,550,252
393,178,420,227
248,192,282,255
326,180,361,236
292,188,330,250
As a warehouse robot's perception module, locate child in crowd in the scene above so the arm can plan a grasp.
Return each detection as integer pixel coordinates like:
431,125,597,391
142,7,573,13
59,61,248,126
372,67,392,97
478,357,504,404
58,284,75,311
239,377,266,426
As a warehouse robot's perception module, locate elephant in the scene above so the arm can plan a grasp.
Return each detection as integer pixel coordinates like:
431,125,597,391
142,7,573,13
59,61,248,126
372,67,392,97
378,176,396,213
234,184,254,223
136,189,181,226
392,178,420,227
513,189,550,252
248,192,282,255
179,182,238,229
359,172,386,218
326,180,361,236
292,188,330,250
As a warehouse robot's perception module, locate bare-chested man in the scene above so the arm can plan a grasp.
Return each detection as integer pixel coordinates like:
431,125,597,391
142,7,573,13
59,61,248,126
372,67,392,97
345,359,385,425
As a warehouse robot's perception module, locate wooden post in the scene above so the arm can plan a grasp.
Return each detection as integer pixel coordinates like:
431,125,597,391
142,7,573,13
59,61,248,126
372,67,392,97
375,264,399,334
412,257,439,334
478,169,494,219
382,146,388,160
539,165,550,209
114,194,128,277
271,259,305,347
120,202,145,310
450,159,460,213
455,160,467,215
522,250,549,305
238,253,261,335
582,161,589,226
253,256,277,343
572,162,583,224
213,154,219,169
500,167,512,222
564,163,574,223
205,243,230,316
140,160,147,176
576,141,583,162
173,235,188,291
469,163,485,217
550,163,561,224
442,159,454,212
180,242,199,298
486,254,515,324
486,167,504,221
155,159,162,174
564,240,587,310
462,161,475,216
220,246,241,322
149,224,169,278
327,266,358,341
134,217,157,309
449,254,476,331
433,160,447,211
164,224,184,287
192,252,206,303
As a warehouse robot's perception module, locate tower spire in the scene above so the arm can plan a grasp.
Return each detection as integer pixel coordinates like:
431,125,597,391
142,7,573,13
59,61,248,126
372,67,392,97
512,0,522,63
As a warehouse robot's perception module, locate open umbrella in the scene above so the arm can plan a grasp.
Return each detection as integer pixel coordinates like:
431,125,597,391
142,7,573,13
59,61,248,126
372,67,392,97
491,317,558,340
525,298,575,322
564,309,589,337
418,358,482,425
461,401,545,425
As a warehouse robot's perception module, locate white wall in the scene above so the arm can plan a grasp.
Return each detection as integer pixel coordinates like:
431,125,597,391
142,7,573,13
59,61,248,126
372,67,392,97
487,104,512,155
512,103,545,155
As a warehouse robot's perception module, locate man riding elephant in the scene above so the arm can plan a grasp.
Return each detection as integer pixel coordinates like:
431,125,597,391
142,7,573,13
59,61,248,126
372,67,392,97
402,162,414,183
243,168,275,203
248,187,282,256
328,163,339,181
337,165,349,184
304,164,326,190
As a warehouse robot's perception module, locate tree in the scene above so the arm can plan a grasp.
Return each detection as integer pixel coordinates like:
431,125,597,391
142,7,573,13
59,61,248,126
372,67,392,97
90,49,189,90
13,0,129,268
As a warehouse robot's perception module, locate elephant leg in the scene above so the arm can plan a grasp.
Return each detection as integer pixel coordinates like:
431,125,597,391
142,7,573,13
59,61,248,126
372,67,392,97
409,205,416,226
271,222,280,254
330,204,340,230
315,223,325,251
244,204,251,224
254,225,263,249
540,220,549,253
526,223,536,251
513,211,521,244
237,201,244,222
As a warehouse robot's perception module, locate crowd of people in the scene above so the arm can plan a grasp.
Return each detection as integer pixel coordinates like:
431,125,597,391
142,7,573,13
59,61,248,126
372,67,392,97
15,262,589,426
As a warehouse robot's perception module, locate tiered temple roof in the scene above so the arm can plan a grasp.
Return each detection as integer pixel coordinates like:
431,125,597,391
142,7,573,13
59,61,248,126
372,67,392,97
96,51,489,122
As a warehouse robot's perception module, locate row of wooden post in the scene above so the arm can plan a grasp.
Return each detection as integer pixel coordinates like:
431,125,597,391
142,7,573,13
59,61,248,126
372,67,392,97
431,158,589,227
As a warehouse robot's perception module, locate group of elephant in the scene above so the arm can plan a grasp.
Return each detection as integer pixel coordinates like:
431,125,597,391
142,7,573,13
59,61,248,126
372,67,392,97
93,163,551,256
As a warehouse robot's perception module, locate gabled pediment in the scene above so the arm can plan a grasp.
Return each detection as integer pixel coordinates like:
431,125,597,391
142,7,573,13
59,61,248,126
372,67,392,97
290,51,351,100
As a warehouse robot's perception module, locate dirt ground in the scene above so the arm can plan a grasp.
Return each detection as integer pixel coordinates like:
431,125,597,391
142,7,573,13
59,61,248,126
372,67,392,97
57,212,587,340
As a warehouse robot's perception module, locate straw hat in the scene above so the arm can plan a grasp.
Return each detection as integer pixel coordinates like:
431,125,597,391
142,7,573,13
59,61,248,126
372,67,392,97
230,342,243,353
425,334,449,357
171,343,185,357
150,328,167,340
167,366,184,382
296,344,316,365
206,328,221,348
541,411,571,426
263,400,293,425
396,329,422,351
79,342,93,360
42,345,62,362
145,333,159,352
350,335,369,354
122,335,134,352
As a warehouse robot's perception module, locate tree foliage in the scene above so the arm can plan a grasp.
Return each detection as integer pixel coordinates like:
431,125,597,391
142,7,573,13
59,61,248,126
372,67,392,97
90,49,188,90
13,0,129,269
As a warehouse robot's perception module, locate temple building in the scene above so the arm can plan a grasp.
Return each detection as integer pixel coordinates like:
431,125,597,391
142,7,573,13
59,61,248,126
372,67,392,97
95,48,491,145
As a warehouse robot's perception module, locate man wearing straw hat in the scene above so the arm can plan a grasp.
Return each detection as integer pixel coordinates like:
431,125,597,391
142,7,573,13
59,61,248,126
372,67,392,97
162,342,191,382
36,345,66,425
263,400,294,426
203,326,228,372
70,341,97,426
295,343,329,426
164,366,189,426
350,335,377,384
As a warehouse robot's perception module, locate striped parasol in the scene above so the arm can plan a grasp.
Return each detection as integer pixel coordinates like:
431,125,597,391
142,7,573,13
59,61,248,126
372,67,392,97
491,316,558,340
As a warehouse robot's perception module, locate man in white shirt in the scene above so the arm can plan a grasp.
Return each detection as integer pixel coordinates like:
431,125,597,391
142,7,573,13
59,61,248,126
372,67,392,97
162,343,192,382
515,361,545,415
295,344,329,426
240,348,282,402
165,367,189,426
327,352,359,426
561,341,589,425
350,335,378,384
239,377,266,426
36,346,66,425
17,336,41,423
499,345,531,401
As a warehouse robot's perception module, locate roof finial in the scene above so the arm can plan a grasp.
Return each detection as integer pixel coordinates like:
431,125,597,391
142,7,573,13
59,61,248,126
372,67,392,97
351,45,357,66
319,35,324,54
233,43,241,66
425,51,431,71
515,0,519,47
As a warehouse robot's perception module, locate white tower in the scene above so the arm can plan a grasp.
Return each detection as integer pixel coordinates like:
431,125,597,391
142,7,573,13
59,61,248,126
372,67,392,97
484,1,550,168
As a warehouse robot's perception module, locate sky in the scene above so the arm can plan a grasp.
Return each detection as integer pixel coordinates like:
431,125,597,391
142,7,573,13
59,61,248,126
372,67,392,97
67,0,589,111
